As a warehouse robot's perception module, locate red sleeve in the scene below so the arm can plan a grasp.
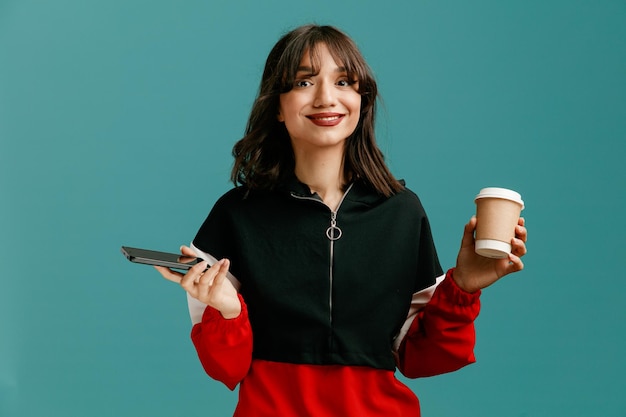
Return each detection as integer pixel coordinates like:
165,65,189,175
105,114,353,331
397,268,481,378
190,294,253,390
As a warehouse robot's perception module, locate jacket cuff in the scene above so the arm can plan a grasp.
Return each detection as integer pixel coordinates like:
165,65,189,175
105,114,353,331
200,293,247,325
441,268,481,306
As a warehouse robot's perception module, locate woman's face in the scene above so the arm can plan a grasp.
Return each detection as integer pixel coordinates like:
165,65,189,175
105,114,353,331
278,43,361,154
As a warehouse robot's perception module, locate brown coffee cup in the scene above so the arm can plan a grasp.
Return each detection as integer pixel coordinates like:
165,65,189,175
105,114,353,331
474,187,524,259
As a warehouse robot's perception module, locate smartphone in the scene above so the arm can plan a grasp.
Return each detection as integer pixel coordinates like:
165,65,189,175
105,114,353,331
121,246,202,270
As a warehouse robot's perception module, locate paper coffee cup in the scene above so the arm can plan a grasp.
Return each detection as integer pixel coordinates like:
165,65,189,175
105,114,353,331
474,187,524,259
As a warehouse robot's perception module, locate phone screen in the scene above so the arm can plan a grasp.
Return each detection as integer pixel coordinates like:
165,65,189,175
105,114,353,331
121,246,202,270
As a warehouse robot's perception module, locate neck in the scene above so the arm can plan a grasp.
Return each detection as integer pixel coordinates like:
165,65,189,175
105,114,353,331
293,146,346,211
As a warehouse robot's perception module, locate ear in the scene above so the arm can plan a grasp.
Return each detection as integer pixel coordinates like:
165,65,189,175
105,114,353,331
277,108,284,122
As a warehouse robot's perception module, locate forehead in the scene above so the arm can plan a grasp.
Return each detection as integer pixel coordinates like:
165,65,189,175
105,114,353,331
297,43,349,72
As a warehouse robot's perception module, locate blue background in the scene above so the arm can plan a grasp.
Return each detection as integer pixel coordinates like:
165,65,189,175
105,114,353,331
1,1,625,416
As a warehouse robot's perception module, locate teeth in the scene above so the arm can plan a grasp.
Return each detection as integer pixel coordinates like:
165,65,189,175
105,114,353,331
313,116,340,121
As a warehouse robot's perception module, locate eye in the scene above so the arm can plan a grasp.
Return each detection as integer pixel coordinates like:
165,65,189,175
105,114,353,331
337,78,357,88
294,79,312,88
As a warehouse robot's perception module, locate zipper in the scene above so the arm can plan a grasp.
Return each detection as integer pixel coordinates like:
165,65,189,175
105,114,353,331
290,183,354,325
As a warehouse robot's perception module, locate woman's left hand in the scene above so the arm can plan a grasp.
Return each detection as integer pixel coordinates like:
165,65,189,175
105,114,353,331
452,216,527,293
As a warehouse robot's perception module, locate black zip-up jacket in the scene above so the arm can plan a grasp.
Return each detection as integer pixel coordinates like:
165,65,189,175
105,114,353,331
192,178,443,371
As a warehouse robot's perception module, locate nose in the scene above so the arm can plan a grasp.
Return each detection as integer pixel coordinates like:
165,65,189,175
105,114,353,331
313,81,336,108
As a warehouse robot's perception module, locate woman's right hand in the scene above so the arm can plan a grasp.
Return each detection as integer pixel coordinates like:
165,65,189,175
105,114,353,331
154,246,241,319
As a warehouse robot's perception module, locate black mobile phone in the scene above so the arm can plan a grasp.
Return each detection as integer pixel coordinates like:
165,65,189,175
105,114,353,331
121,246,202,270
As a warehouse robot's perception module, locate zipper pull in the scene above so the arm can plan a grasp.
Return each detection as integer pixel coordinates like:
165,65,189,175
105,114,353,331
326,211,342,241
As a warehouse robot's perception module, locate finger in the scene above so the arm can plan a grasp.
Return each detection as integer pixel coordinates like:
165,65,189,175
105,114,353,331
196,262,219,287
154,266,184,283
195,263,218,297
506,252,524,274
211,259,231,286
180,261,209,290
178,246,201,267
515,224,528,243
180,245,197,257
195,260,230,304
511,237,527,257
198,259,230,288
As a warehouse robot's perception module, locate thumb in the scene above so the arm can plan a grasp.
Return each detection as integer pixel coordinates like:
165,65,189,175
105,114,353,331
211,259,231,286
180,245,197,256
460,216,477,249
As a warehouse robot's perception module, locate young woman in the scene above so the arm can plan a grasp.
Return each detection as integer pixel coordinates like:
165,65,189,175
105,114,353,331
156,24,527,417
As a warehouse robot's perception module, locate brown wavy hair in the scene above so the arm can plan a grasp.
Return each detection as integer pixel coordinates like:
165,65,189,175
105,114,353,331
231,24,403,197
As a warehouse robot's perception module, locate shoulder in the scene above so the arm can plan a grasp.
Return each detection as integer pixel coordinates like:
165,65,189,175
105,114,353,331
383,180,428,212
199,187,249,224
345,180,429,218
214,186,248,206
396,182,426,207
210,185,286,218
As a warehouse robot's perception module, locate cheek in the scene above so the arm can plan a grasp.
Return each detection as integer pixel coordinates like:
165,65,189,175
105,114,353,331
347,94,362,116
278,96,297,123
349,97,362,124
277,95,289,122
277,100,285,122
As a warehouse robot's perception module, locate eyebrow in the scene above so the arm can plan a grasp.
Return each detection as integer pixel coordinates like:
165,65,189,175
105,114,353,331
296,65,348,74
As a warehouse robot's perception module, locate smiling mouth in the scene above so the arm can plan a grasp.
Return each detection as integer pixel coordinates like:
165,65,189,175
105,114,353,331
307,113,344,126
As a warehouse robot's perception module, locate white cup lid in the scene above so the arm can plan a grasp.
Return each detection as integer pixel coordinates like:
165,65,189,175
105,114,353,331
474,187,524,209
475,239,511,259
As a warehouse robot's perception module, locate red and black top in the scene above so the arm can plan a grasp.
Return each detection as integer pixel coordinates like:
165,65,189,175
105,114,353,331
189,179,481,416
